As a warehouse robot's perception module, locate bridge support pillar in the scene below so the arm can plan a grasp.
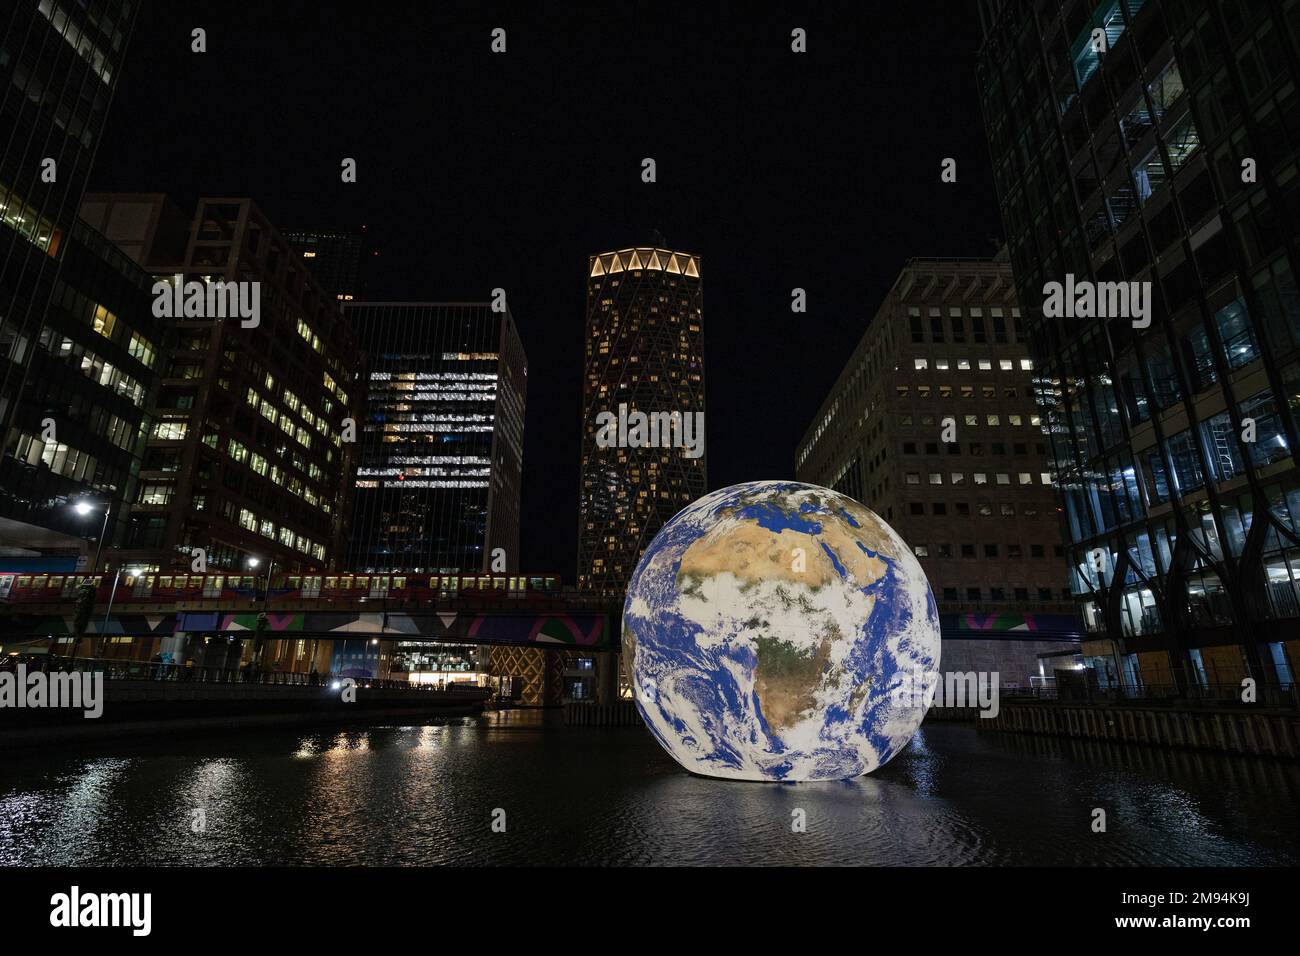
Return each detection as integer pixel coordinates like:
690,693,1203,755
596,650,621,704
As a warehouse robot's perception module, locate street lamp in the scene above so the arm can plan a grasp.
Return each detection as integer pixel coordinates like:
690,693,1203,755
247,556,275,670
247,556,275,600
62,498,111,661
71,498,111,573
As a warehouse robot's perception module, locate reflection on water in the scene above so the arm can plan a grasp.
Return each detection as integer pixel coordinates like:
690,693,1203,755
1,712,1297,866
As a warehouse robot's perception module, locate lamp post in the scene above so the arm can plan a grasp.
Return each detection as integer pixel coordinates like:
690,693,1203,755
247,556,275,669
66,498,111,660
94,567,123,659
73,499,111,574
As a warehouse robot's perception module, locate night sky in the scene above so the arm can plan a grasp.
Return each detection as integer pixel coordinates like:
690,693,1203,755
91,1,1003,577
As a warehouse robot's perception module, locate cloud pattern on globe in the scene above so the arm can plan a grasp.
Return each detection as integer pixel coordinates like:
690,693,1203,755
623,480,941,782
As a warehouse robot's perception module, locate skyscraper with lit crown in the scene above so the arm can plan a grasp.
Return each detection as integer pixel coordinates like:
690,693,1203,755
578,246,706,596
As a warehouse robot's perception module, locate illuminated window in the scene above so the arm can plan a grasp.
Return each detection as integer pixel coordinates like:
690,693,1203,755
151,421,187,440
127,332,155,367
93,305,117,338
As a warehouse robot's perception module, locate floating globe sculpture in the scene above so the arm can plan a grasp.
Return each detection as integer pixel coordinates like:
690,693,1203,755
623,480,941,781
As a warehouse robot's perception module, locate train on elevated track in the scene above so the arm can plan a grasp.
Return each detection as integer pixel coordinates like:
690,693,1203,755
0,571,566,606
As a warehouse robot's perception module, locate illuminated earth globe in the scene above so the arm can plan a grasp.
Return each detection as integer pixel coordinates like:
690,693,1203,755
623,480,941,782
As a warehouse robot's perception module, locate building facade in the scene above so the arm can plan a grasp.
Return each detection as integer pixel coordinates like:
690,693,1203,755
577,246,706,596
81,194,365,573
796,257,1083,688
0,0,140,565
978,0,1300,689
342,302,526,573
285,228,366,302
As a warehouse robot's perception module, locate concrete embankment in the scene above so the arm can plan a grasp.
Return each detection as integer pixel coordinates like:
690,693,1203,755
979,699,1300,758
0,679,488,749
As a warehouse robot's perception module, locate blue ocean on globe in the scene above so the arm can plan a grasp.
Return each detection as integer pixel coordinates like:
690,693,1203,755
623,480,941,782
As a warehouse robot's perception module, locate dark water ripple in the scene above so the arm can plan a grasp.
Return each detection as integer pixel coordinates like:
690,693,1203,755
1,713,1297,866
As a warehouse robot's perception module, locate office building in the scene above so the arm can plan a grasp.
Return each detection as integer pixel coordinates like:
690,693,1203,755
796,257,1083,687
978,0,1300,689
577,246,706,595
286,228,366,301
0,1,141,565
342,302,526,573
81,193,365,572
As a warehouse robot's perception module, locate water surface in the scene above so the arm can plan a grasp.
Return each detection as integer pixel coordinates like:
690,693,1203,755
2,713,1296,865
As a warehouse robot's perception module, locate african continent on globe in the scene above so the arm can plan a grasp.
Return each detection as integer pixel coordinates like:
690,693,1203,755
623,480,941,782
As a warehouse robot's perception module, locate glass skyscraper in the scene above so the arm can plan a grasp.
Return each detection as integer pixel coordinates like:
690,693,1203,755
0,1,142,563
344,302,526,573
978,0,1300,690
577,247,706,596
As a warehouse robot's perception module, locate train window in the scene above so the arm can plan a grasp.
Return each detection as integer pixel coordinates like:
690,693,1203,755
16,576,31,588
159,576,173,588
288,576,302,588
545,577,556,590
32,576,48,589
324,577,337,589
340,576,353,589
393,576,406,589
303,576,322,598
48,576,63,589
204,576,223,597
492,576,505,589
